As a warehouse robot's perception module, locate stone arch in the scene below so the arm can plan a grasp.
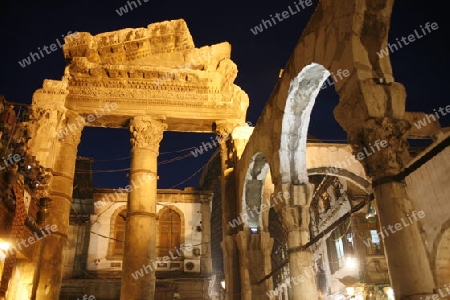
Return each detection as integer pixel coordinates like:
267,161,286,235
307,167,371,192
433,218,450,286
242,153,272,231
305,143,372,192
156,205,185,256
280,63,331,184
107,205,127,259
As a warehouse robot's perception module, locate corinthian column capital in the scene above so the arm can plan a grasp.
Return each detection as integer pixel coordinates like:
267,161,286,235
214,119,245,139
129,116,167,151
349,117,411,179
57,110,85,146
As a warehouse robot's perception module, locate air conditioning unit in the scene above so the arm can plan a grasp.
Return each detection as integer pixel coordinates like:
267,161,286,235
184,259,200,273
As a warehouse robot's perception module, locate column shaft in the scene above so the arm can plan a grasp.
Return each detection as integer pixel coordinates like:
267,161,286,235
349,117,436,299
35,135,80,299
120,116,166,300
282,184,318,300
374,181,435,299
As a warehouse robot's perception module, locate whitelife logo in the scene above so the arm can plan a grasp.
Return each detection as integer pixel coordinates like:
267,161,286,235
413,104,450,129
94,173,156,209
228,192,290,228
115,0,149,16
57,102,118,139
363,210,425,247
420,284,450,300
0,153,24,171
326,139,388,175
131,244,193,280
250,0,314,35
376,22,439,58
77,295,95,300
18,31,80,68
6,224,58,256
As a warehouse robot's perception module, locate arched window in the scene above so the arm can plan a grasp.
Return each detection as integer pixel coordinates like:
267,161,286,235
158,208,181,257
111,209,127,257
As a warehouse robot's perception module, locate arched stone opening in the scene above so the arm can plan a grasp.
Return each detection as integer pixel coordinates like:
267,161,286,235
242,153,273,232
307,167,372,194
280,63,331,184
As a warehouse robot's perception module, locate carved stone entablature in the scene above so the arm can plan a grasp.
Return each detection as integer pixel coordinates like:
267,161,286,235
58,20,249,132
129,116,167,151
63,19,231,70
63,20,195,64
68,86,221,103
349,117,411,179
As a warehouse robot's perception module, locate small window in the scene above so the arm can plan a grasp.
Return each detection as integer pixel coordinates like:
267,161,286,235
113,210,126,256
370,230,380,245
335,238,345,268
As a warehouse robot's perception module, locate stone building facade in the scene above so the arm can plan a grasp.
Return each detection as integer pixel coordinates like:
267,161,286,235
58,158,213,299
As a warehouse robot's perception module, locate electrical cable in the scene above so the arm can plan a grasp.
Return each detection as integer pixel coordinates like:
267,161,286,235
73,138,347,172
170,151,219,188
74,151,197,173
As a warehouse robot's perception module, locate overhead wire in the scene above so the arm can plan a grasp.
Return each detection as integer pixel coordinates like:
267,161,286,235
73,153,195,173
170,151,219,188
74,137,347,172
90,145,201,163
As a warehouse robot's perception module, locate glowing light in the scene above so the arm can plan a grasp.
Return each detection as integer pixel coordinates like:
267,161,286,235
384,287,394,300
345,287,355,296
0,241,10,251
220,280,226,290
345,256,357,269
250,227,258,234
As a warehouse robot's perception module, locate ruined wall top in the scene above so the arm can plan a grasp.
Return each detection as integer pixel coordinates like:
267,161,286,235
63,19,195,65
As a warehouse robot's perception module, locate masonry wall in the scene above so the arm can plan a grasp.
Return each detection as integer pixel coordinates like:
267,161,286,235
405,144,450,253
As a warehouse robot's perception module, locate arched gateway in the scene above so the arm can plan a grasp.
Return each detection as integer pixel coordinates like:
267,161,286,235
26,19,249,300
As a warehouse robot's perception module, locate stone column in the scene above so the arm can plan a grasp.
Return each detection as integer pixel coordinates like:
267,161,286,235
281,183,318,300
35,111,84,300
236,230,273,299
221,236,240,300
350,117,435,300
120,116,166,300
215,120,242,300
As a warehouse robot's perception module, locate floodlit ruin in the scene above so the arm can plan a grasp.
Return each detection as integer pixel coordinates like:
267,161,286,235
0,1,449,299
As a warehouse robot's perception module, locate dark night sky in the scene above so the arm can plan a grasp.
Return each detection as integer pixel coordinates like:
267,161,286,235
0,0,447,189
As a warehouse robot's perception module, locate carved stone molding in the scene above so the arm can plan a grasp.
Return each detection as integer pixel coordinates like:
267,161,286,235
129,116,167,151
349,117,411,179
